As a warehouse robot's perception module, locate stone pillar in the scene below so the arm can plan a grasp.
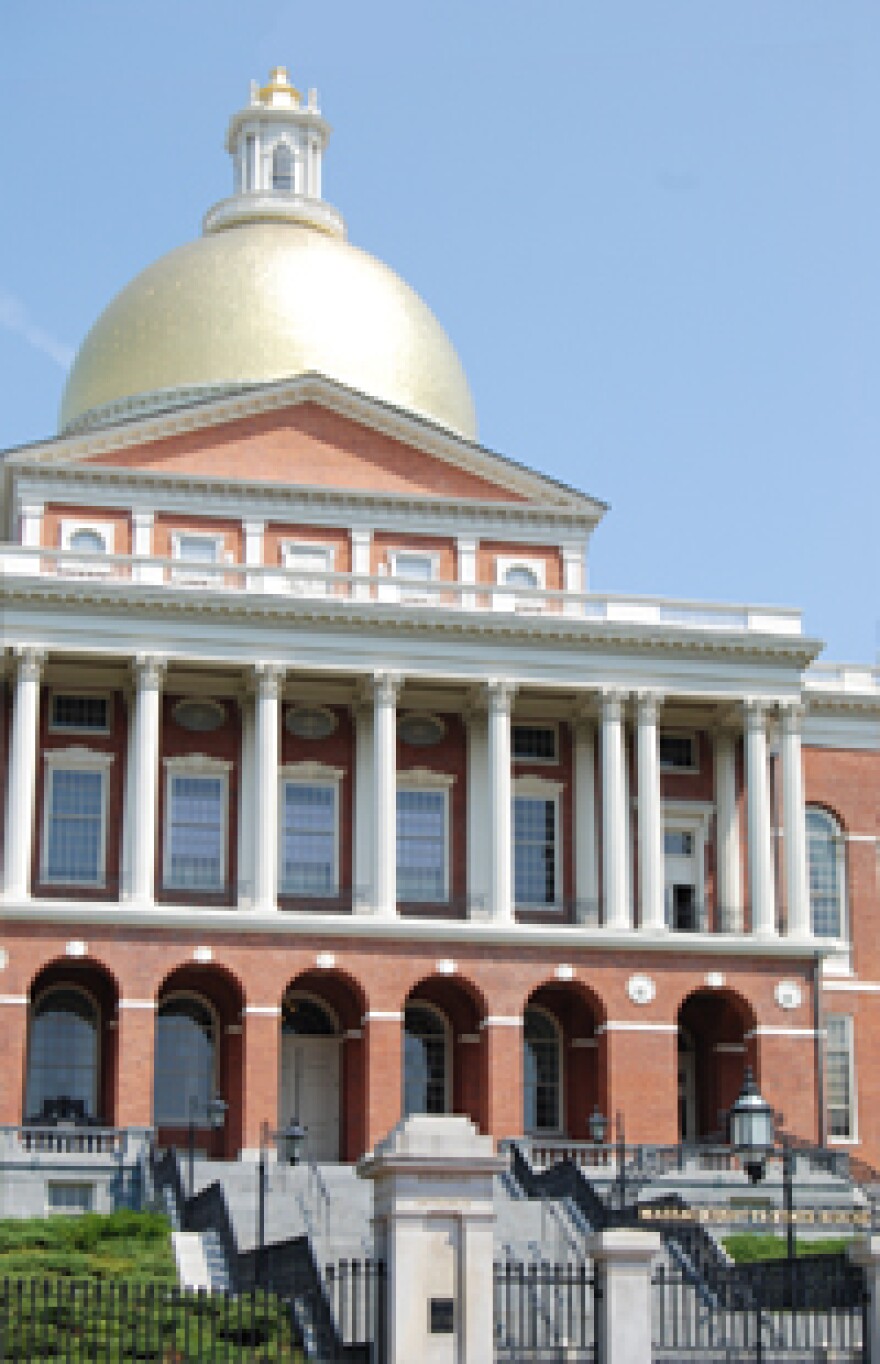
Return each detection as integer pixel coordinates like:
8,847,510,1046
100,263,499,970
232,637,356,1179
243,518,265,592
573,717,599,922
486,681,514,923
714,726,742,932
364,1013,403,1151
745,700,776,936
372,674,400,918
238,689,256,906
483,1018,523,1141
636,692,665,933
128,656,163,905
848,1236,880,1364
351,529,372,603
353,702,375,911
253,664,282,912
561,542,583,617
465,708,490,917
360,1114,504,1364
601,690,628,929
456,537,477,611
116,1000,156,1129
589,1229,662,1364
0,998,28,1124
241,1005,281,1155
781,702,811,939
2,648,43,900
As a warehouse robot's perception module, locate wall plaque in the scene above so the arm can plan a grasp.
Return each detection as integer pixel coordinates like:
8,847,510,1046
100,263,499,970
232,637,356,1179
430,1298,455,1334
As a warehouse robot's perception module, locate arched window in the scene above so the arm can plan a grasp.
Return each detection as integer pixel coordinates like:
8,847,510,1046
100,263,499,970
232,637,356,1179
523,1007,562,1134
26,988,99,1121
154,996,217,1126
272,143,294,192
68,529,107,556
504,565,539,592
807,806,846,939
403,1004,448,1117
282,994,337,1036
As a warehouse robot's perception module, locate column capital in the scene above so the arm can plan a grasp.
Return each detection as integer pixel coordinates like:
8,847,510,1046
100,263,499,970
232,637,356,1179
368,671,402,706
13,647,45,682
600,688,628,722
253,661,285,700
780,699,806,731
744,697,769,730
131,509,154,529
635,689,663,724
133,655,165,690
483,678,516,714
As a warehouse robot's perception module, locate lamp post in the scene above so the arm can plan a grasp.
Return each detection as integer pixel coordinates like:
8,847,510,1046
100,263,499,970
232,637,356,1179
615,1111,626,1211
188,1094,227,1200
258,1120,269,1291
588,1105,608,1147
730,1068,795,1261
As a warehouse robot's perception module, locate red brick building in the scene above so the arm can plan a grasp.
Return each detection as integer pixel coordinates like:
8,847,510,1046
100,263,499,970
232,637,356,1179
1,68,877,1167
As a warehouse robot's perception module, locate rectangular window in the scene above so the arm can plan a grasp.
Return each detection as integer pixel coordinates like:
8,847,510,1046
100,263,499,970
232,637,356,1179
397,788,447,902
664,830,694,857
50,694,110,734
171,533,223,587
513,794,558,906
44,767,106,886
389,551,437,604
280,781,338,895
826,1015,855,1141
659,732,698,771
512,724,558,763
47,1182,95,1215
282,543,334,598
165,772,226,891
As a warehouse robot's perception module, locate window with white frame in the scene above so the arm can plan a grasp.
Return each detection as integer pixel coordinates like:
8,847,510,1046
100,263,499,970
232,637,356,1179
387,550,438,604
42,751,112,887
163,758,229,892
282,542,334,597
403,1004,449,1117
496,556,546,612
396,775,451,902
513,779,562,908
61,520,115,577
50,693,110,735
279,766,341,896
47,1182,95,1215
154,995,218,1126
523,1007,562,1134
26,987,99,1121
272,142,294,192
807,806,846,939
512,723,558,764
826,1014,856,1140
171,532,224,586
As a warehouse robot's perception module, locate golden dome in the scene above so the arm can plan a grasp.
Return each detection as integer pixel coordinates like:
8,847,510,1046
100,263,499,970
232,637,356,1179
58,221,477,440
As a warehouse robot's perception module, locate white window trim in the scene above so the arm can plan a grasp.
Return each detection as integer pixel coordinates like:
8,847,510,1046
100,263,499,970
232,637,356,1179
162,754,231,894
396,771,453,903
807,805,849,946
404,1000,452,1115
41,749,113,889
46,1182,96,1215
385,549,440,605
659,800,713,929
60,519,116,578
155,990,221,1127
495,555,547,614
659,729,700,774
48,691,112,737
278,762,344,897
825,1013,858,1145
170,531,228,588
512,775,563,909
280,541,335,598
512,720,559,766
523,1004,565,1137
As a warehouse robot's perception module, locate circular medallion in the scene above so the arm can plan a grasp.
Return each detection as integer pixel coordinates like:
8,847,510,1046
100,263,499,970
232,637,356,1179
173,698,226,733
285,706,337,740
399,713,445,747
774,980,802,1012
626,974,656,1006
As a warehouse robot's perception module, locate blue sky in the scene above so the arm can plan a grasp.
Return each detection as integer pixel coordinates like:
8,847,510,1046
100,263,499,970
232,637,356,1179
1,2,877,661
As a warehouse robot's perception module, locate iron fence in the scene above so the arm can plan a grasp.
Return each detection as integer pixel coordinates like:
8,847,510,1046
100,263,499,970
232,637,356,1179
652,1261,869,1362
494,1260,599,1362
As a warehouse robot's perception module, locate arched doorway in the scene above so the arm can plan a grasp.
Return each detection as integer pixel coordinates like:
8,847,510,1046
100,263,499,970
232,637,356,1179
403,977,487,1129
279,969,367,1163
25,960,119,1125
677,988,757,1141
154,965,244,1157
523,983,604,1139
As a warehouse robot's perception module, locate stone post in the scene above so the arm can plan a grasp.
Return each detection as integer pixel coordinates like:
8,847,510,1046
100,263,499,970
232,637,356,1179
360,1114,505,1364
589,1228,662,1364
850,1236,880,1363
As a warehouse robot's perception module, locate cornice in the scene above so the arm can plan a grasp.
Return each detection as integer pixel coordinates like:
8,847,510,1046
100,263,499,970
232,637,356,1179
0,574,823,666
7,373,607,522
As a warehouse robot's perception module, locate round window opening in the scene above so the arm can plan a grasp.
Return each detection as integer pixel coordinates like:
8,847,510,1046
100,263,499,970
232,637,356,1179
399,714,445,748
285,707,338,740
173,699,226,733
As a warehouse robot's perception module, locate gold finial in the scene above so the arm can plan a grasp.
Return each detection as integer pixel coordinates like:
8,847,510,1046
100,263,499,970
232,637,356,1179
259,65,301,109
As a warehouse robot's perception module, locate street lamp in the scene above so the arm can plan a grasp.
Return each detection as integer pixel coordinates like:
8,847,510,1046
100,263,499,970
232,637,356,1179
588,1105,608,1146
276,1119,307,1167
187,1094,227,1200
730,1068,795,1262
615,1111,627,1210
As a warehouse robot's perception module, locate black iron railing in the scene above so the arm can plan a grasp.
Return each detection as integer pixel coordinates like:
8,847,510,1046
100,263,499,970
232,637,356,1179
494,1260,599,1362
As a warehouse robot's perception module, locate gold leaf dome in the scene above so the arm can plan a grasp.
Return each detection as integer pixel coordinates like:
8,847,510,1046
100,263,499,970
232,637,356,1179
58,220,477,439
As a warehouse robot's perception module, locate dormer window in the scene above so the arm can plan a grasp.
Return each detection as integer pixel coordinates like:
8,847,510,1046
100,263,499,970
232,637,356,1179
387,551,438,605
495,556,546,613
272,143,294,192
171,532,225,587
61,520,115,578
282,542,334,597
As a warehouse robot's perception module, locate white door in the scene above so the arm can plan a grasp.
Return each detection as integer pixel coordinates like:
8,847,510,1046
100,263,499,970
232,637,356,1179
664,827,699,930
280,1036,341,1163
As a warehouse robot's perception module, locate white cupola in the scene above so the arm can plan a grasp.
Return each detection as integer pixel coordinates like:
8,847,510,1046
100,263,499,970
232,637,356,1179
203,66,346,239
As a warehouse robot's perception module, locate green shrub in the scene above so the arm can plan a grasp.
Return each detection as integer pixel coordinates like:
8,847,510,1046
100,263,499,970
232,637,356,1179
723,1233,852,1262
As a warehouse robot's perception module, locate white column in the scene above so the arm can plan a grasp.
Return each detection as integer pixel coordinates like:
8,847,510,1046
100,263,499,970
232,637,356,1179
2,648,43,899
372,672,400,917
487,680,514,923
714,726,742,932
457,536,477,610
781,701,810,939
243,519,265,592
18,502,43,548
562,542,584,617
636,692,665,932
129,655,163,904
132,510,161,585
353,702,375,912
351,529,372,602
253,664,282,911
238,690,256,905
601,690,629,929
573,717,599,922
745,699,776,936
466,707,490,916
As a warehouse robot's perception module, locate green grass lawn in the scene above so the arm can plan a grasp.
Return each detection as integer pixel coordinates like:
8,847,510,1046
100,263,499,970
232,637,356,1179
0,1213,302,1360
723,1233,852,1262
